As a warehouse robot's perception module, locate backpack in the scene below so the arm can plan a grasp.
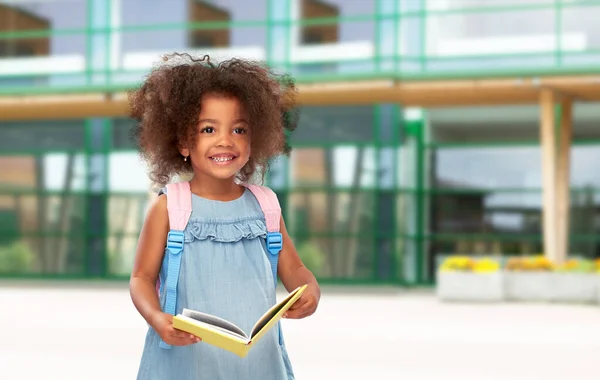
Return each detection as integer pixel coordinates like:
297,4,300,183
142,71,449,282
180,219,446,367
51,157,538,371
155,181,283,349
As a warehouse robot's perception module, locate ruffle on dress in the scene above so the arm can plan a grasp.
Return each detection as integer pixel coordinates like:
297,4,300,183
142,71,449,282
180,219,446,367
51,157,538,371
183,216,267,243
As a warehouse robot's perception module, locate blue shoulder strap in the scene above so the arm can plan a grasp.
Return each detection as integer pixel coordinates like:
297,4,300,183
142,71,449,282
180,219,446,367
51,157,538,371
157,182,192,350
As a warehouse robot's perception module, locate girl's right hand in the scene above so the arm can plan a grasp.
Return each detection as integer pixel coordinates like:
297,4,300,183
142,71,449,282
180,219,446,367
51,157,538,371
152,312,202,346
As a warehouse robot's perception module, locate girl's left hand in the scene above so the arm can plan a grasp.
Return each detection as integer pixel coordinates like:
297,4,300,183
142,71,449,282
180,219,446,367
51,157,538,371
283,286,320,319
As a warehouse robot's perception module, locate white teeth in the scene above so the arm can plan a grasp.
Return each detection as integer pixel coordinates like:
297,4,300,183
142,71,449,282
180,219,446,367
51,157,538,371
211,156,233,162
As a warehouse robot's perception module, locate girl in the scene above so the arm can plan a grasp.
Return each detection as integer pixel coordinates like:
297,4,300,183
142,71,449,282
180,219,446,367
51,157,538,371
128,53,320,380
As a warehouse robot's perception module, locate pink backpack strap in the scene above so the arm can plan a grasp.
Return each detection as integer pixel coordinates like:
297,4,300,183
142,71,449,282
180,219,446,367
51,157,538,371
157,181,192,350
245,184,281,233
166,181,193,231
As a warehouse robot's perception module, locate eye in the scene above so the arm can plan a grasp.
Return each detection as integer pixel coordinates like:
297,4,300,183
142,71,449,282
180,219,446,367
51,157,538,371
233,127,247,134
201,126,214,134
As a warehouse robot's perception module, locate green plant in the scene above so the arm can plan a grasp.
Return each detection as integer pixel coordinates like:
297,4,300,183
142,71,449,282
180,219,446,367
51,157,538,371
0,241,34,273
296,242,325,276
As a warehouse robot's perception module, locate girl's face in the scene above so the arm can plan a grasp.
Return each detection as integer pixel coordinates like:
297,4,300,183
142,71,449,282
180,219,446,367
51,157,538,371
181,94,251,181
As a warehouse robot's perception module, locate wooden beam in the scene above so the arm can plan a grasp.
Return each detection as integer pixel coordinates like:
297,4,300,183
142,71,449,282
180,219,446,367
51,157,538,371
2,75,600,120
556,97,573,265
539,88,558,264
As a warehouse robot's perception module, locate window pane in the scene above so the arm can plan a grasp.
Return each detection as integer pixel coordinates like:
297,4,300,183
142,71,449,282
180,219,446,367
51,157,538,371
289,236,374,279
571,190,600,237
289,147,376,188
570,240,600,261
0,120,85,151
433,146,541,189
572,145,600,188
118,26,266,82
290,0,375,75
425,6,555,73
0,1,87,31
0,236,85,274
107,192,151,275
292,105,374,144
109,152,150,192
112,118,135,150
397,193,416,235
287,191,375,235
122,0,267,26
0,154,86,191
433,144,600,190
431,192,542,235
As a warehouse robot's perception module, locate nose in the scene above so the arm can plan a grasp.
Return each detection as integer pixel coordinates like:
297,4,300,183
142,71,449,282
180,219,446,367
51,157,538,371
216,131,233,147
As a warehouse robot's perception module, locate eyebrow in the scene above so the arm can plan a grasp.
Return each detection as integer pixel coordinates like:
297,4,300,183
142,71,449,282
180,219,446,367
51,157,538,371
198,118,249,124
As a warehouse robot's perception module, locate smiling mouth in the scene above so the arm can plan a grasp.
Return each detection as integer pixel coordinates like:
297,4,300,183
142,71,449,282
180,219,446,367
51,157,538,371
209,155,237,165
211,156,234,162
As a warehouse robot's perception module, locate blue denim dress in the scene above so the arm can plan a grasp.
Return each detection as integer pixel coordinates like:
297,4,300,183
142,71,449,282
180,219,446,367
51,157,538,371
136,188,295,380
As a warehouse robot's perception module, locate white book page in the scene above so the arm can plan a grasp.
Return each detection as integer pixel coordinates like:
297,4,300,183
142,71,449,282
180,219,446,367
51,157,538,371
181,309,248,339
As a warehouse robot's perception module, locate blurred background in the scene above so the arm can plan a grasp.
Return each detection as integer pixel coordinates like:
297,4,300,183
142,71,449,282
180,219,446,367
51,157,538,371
1,0,600,285
2,1,600,379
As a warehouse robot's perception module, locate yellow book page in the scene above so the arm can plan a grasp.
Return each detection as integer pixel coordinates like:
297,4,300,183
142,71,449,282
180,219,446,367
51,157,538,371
249,284,307,345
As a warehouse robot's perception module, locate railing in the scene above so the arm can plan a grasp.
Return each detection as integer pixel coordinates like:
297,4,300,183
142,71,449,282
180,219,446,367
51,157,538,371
1,1,600,95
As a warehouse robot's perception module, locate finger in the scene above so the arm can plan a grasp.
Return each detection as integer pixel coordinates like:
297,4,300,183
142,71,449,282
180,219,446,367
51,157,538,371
287,297,308,311
171,333,201,346
284,305,309,319
287,302,317,319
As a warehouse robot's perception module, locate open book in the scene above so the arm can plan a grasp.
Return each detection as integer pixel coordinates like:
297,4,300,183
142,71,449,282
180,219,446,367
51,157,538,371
172,284,307,358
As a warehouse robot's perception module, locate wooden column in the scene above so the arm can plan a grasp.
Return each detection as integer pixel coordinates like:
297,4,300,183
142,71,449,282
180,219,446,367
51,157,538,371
539,88,572,265
556,98,573,265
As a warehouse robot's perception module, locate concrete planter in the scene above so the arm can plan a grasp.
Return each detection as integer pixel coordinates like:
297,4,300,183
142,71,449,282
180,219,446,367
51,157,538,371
502,272,597,304
504,272,553,302
436,271,504,302
550,273,597,304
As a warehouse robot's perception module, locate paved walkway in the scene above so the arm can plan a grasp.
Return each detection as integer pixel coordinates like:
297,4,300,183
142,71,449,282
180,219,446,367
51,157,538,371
2,283,600,379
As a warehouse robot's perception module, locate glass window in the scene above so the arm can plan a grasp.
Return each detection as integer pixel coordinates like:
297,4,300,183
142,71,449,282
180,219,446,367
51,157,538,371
292,105,374,144
122,0,267,26
289,147,376,188
0,236,85,274
112,118,136,150
424,3,555,73
0,154,86,191
120,0,267,66
120,25,267,71
0,1,87,31
572,145,600,188
432,146,541,189
433,144,600,190
109,152,150,192
0,192,86,274
289,236,374,279
0,1,87,61
0,120,85,152
571,191,600,238
287,191,376,235
290,0,375,74
107,193,152,276
563,4,600,50
430,192,542,235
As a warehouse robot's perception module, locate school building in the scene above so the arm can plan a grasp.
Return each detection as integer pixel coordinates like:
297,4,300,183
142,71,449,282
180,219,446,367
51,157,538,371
1,0,600,285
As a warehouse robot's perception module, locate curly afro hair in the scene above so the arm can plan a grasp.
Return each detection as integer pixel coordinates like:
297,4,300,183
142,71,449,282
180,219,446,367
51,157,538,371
129,53,298,187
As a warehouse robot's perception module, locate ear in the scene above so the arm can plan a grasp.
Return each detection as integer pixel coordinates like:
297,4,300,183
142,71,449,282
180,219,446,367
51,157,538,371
179,146,190,158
